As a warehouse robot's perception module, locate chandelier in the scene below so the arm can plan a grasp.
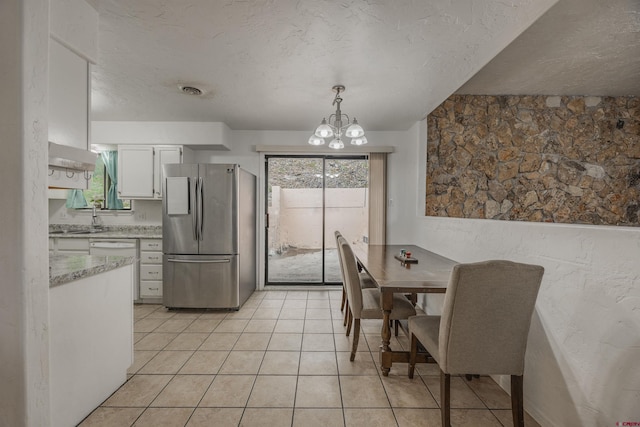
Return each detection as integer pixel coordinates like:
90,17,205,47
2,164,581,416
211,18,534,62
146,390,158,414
308,85,367,149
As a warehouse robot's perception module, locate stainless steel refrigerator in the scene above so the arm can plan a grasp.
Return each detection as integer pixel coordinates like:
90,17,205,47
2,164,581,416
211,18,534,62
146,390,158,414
162,164,256,309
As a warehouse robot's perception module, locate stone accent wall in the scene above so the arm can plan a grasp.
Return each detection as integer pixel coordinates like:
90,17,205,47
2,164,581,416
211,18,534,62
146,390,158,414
426,95,640,226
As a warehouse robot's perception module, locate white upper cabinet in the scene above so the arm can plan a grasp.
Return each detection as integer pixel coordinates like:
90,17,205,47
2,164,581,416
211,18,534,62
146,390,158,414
118,145,182,199
153,146,183,198
49,39,89,151
47,0,98,190
118,146,154,198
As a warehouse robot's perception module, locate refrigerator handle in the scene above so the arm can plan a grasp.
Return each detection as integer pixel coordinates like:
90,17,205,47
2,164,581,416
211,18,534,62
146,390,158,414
167,258,231,264
193,176,200,241
199,177,204,240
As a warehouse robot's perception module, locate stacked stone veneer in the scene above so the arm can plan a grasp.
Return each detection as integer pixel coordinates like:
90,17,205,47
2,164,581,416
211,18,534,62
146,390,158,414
426,95,640,226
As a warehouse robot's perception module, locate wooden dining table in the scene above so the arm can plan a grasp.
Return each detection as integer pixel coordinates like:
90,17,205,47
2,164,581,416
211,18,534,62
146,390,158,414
351,243,458,376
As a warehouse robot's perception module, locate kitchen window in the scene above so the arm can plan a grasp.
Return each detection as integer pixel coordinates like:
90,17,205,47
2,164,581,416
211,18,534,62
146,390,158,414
68,151,131,210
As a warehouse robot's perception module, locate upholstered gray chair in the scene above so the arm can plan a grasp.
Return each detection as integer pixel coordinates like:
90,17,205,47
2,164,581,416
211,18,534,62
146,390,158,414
408,260,544,427
334,230,375,330
338,236,416,361
334,231,349,315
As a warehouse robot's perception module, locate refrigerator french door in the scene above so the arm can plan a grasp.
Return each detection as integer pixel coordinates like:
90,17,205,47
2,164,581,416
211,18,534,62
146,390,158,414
162,164,256,309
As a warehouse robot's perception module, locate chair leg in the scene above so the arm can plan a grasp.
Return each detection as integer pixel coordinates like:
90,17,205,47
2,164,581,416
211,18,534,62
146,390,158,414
343,299,349,327
394,319,399,337
440,370,451,427
511,375,525,427
345,307,353,336
408,333,417,379
340,287,346,311
350,318,360,361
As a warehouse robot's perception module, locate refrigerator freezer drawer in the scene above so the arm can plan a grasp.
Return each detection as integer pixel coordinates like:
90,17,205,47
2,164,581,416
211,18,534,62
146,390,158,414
163,254,239,309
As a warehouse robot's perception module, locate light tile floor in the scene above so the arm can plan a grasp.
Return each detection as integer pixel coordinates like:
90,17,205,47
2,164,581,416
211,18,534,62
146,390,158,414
80,290,541,427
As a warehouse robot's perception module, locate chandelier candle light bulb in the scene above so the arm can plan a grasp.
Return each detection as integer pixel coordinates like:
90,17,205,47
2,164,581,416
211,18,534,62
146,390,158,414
309,85,367,149
315,119,334,138
328,138,345,149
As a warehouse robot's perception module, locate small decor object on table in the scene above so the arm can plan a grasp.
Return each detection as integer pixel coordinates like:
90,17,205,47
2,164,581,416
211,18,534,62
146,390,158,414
394,251,418,264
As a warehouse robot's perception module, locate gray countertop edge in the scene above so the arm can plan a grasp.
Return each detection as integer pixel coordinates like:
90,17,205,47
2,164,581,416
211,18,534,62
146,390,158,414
48,225,162,239
50,255,137,288
48,231,162,239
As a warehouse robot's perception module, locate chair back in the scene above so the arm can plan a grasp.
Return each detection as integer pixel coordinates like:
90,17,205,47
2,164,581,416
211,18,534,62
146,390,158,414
337,236,363,317
438,260,544,375
334,231,345,283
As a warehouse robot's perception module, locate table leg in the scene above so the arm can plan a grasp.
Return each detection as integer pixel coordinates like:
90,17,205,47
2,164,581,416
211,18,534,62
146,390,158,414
380,290,393,376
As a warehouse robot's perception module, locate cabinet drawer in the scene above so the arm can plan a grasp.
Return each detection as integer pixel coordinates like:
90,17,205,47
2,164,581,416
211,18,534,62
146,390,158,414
57,238,90,251
140,239,162,251
140,265,162,280
140,252,162,264
140,280,162,297
57,249,91,256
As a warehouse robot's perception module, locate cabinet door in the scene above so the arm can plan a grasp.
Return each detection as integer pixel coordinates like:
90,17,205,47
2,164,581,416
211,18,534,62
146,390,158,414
49,39,88,151
118,146,154,198
48,39,90,190
153,146,182,198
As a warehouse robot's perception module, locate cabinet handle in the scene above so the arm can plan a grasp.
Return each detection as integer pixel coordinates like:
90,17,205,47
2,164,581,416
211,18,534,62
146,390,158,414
149,287,159,291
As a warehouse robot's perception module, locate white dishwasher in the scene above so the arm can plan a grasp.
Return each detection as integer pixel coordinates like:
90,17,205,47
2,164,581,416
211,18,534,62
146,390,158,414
90,239,139,300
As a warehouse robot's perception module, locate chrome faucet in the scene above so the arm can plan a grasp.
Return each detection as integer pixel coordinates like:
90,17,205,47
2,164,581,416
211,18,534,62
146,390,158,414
91,204,103,229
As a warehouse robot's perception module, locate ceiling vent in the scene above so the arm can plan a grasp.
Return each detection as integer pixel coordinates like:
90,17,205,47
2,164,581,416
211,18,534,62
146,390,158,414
180,85,203,96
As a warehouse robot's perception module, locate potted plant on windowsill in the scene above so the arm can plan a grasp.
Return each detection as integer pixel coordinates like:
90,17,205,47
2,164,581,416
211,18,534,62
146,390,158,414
90,196,104,210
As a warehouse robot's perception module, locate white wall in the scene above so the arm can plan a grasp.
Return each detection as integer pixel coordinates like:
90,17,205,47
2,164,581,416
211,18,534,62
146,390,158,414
0,0,51,425
399,120,640,426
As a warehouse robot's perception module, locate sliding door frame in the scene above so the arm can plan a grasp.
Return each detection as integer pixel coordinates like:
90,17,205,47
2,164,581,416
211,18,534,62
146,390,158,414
264,154,368,286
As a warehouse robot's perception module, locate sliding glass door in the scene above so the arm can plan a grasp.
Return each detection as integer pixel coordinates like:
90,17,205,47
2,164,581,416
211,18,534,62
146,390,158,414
265,155,368,285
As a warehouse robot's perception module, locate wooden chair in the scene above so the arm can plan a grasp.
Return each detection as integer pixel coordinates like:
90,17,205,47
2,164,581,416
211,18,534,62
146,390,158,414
338,236,416,361
408,260,544,427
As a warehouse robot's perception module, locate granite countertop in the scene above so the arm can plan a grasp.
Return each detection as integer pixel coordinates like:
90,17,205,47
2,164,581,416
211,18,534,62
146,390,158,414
50,254,136,287
49,225,162,239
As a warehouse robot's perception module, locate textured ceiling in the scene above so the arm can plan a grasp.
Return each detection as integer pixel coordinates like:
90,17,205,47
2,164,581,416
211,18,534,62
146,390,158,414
458,0,640,96
90,0,638,131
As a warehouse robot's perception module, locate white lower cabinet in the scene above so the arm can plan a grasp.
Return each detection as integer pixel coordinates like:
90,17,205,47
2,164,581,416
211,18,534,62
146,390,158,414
51,236,164,302
139,238,163,299
50,264,133,427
